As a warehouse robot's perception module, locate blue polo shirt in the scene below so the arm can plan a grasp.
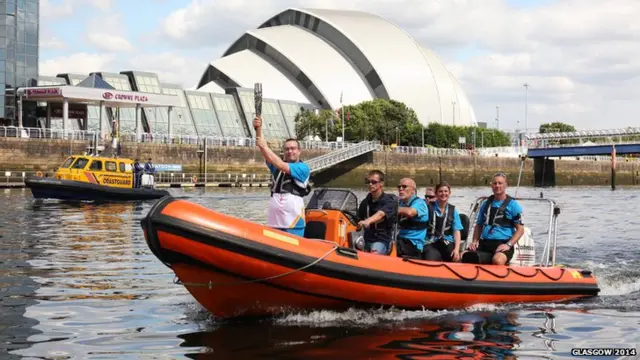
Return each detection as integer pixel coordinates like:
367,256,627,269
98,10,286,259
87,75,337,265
398,195,429,251
475,197,523,241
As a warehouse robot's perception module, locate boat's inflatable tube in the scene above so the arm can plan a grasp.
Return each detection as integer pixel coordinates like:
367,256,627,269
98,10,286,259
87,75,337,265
141,196,600,319
26,176,169,201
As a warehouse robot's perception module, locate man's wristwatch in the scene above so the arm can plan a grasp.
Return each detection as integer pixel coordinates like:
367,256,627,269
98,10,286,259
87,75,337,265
506,242,513,248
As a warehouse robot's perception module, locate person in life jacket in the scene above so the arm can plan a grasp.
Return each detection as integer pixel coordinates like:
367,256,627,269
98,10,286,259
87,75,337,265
423,182,464,262
396,177,429,258
357,170,398,255
253,116,311,237
463,172,524,265
424,187,437,205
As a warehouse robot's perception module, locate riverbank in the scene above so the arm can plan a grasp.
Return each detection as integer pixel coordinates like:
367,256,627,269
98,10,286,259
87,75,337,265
0,138,636,187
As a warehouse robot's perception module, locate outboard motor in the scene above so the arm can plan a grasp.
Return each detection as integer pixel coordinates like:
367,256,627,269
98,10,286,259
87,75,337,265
141,173,155,189
512,226,536,266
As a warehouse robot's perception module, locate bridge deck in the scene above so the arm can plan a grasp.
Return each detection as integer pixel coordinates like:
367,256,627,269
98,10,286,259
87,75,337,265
527,143,640,158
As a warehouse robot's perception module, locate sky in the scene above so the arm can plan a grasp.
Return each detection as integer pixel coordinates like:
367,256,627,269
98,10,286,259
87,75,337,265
39,0,640,132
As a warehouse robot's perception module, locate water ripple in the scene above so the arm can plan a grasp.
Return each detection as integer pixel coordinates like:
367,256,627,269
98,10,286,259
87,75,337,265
0,186,639,359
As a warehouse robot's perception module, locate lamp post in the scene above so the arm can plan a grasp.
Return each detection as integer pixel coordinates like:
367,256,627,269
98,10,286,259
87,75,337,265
496,105,500,129
523,83,530,132
196,148,204,183
451,101,456,125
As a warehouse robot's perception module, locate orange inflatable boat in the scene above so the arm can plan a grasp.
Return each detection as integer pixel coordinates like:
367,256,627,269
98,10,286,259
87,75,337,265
141,189,599,319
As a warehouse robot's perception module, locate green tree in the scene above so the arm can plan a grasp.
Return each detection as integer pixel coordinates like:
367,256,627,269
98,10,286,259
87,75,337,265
295,99,512,148
539,122,576,133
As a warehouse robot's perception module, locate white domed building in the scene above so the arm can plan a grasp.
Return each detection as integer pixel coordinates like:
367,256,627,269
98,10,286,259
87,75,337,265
197,8,477,127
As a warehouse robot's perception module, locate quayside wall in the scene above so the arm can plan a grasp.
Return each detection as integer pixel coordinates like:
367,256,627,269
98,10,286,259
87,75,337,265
0,138,636,187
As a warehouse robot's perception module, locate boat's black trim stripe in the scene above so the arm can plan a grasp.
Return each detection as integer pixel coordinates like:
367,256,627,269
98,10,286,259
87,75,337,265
147,209,600,296
163,249,393,308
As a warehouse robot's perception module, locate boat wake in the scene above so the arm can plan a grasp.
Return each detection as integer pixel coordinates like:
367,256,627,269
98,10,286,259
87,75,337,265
267,259,640,327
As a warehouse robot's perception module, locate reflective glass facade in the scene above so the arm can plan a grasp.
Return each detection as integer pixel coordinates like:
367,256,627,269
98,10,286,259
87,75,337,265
278,100,300,138
210,94,246,137
185,91,223,137
1,0,39,123
162,86,197,136
99,73,137,134
124,72,166,134
30,72,313,140
261,100,291,139
234,89,257,137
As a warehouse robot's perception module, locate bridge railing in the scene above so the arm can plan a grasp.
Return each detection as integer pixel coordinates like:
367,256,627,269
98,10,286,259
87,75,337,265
527,139,640,149
0,126,97,140
0,169,273,185
154,172,271,184
389,145,472,156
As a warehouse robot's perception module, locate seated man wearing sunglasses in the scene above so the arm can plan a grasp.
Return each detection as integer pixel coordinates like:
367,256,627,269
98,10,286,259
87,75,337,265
357,170,398,255
396,178,429,258
425,187,437,205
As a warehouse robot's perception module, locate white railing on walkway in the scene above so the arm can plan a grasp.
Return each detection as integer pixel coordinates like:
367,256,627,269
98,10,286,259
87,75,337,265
0,170,273,185
305,141,381,173
6,126,639,161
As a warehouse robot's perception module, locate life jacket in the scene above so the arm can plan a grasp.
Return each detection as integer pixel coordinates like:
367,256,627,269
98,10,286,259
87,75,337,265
398,195,428,230
483,194,515,231
427,202,455,242
361,192,398,233
270,163,311,198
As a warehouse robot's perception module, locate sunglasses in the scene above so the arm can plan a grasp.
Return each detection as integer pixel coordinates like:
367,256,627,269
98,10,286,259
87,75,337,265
365,179,380,185
397,184,410,190
426,195,436,199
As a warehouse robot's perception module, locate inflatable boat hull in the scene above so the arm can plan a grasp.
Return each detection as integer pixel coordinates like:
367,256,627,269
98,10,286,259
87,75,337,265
141,196,600,319
26,176,170,201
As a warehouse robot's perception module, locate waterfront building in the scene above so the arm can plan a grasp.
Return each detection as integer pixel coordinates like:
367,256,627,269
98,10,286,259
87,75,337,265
9,6,478,141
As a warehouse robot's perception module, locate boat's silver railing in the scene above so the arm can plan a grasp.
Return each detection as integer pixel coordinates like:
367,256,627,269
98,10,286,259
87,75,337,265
466,196,561,267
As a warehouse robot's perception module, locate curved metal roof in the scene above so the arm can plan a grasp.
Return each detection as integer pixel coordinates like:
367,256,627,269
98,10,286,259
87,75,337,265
208,49,317,105
198,7,476,126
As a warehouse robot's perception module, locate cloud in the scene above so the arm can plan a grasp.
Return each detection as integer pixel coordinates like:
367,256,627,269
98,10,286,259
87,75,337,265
41,36,67,50
85,13,133,52
41,0,113,18
39,53,118,78
39,0,640,131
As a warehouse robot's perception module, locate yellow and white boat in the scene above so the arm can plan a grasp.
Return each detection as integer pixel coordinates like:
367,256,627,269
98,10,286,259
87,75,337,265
25,154,169,202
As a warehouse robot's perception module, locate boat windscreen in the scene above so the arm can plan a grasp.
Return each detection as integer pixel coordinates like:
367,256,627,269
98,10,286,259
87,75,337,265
61,157,76,168
71,158,89,169
306,189,358,215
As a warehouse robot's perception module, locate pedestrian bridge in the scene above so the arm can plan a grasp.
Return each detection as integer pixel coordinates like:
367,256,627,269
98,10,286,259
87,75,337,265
306,141,380,174
527,143,640,158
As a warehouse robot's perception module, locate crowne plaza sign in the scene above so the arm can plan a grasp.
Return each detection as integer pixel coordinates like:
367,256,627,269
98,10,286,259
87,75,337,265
20,85,181,108
102,91,149,103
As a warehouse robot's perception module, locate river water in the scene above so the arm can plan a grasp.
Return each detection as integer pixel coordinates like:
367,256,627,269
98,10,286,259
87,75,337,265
1,185,639,359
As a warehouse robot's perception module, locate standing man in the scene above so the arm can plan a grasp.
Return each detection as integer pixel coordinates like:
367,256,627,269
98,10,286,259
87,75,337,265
463,172,524,265
253,115,311,237
144,158,156,175
396,177,429,258
133,159,143,188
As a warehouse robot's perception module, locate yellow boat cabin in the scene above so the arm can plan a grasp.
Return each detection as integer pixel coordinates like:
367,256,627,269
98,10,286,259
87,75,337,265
54,155,134,188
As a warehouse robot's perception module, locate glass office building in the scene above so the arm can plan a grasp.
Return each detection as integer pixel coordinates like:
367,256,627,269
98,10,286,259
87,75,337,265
1,0,39,124
26,74,317,140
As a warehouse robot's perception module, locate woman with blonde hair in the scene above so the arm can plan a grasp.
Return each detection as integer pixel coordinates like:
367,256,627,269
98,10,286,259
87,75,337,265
423,182,464,262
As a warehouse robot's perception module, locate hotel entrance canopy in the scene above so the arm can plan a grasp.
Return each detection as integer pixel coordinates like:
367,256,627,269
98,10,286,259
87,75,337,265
16,85,182,138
